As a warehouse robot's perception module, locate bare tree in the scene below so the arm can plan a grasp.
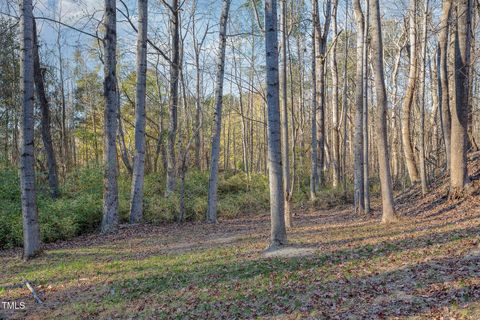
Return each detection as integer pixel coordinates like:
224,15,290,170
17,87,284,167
20,0,41,259
191,2,209,171
165,0,180,196
265,0,287,248
280,0,292,227
330,0,340,189
101,0,119,233
33,19,59,199
418,0,429,195
313,0,332,188
450,0,472,197
438,0,452,172
206,0,231,224
129,0,148,224
402,0,420,185
310,0,319,200
362,0,370,213
369,0,397,223
353,0,365,213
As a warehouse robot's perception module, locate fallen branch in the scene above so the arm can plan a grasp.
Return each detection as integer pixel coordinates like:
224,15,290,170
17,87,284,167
24,280,43,304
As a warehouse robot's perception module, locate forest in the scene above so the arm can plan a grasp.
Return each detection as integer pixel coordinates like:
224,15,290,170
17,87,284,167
1,0,480,318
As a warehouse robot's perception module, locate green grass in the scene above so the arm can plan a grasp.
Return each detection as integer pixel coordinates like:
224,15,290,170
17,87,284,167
1,201,480,319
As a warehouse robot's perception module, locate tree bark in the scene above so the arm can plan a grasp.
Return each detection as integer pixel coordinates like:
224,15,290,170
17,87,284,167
330,0,340,189
439,0,452,172
206,0,231,224
130,0,148,224
369,0,397,223
310,0,319,200
33,19,59,199
101,0,119,233
418,0,429,195
402,0,420,185
353,0,365,213
20,0,41,259
450,0,472,196
313,0,332,188
363,0,370,213
265,0,287,248
166,0,180,195
280,0,292,227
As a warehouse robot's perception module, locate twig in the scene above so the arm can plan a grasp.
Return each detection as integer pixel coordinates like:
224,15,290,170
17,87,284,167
24,280,43,304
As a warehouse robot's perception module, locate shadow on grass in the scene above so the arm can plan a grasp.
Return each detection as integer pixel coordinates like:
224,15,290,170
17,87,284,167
74,236,480,319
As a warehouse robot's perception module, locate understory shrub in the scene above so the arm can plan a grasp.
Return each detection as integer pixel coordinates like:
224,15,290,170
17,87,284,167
0,164,346,249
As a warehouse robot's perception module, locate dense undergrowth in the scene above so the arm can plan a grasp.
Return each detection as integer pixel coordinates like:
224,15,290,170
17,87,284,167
1,165,355,249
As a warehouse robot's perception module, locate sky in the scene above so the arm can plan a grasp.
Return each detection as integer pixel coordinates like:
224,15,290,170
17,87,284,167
0,0,443,99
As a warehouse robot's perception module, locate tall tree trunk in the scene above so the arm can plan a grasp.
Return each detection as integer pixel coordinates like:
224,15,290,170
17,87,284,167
363,0,370,213
33,19,59,199
369,0,397,223
280,0,292,227
390,35,405,185
20,0,41,259
402,0,420,185
439,0,452,172
450,0,472,196
206,0,231,224
330,0,340,189
101,0,119,233
154,57,167,173
310,0,319,200
313,0,332,187
353,0,365,213
418,0,429,195
57,22,69,174
130,0,148,224
166,0,180,195
341,0,349,194
265,0,287,248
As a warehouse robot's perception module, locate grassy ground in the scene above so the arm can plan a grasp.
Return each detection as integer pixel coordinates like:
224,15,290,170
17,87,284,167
1,194,480,319
2,155,480,319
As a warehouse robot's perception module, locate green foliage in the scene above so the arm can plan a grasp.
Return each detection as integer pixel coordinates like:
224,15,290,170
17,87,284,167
312,186,354,210
143,170,269,223
0,166,106,249
0,166,274,249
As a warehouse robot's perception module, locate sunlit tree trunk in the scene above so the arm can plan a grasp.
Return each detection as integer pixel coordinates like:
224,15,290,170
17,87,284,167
265,0,287,248
353,0,365,213
402,0,420,185
206,0,231,223
130,0,148,224
369,0,397,223
20,0,41,259
450,0,472,196
330,0,340,189
439,0,452,172
418,0,429,195
363,0,370,213
280,0,292,227
101,0,119,233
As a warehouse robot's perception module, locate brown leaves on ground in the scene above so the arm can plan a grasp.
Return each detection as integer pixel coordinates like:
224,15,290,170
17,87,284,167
1,156,480,319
